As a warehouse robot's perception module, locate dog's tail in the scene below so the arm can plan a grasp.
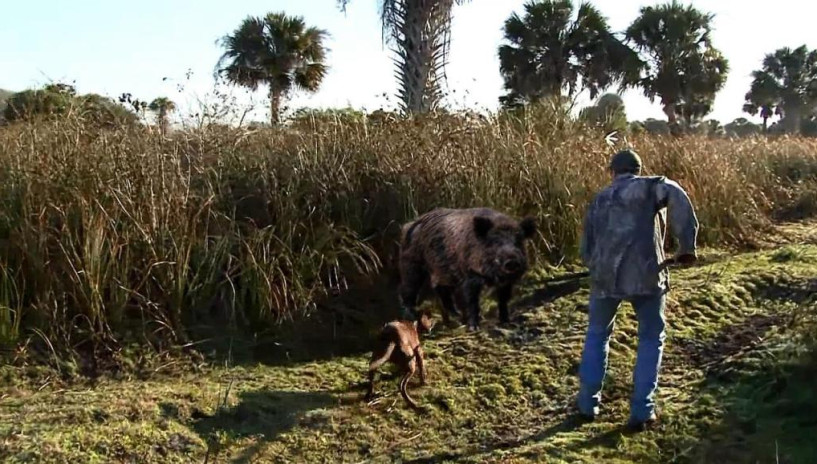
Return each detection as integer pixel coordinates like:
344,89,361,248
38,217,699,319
369,342,396,371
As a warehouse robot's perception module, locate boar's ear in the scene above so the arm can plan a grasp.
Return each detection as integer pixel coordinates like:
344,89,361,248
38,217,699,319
473,216,494,239
520,217,536,239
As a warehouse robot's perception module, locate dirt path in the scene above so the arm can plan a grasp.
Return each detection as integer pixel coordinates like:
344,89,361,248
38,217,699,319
1,223,816,463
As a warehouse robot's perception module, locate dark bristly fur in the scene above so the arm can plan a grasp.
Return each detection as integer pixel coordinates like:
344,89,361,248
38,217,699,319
365,310,434,409
398,207,536,330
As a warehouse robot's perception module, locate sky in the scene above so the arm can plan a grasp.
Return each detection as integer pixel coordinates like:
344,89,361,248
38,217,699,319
2,0,816,125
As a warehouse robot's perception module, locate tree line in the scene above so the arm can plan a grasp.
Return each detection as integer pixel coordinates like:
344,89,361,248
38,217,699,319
2,0,816,136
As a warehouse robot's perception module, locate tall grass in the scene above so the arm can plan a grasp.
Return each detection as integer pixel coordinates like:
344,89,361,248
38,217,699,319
0,106,815,359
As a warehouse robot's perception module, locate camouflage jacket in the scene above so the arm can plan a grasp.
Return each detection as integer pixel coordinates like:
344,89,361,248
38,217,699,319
580,174,699,299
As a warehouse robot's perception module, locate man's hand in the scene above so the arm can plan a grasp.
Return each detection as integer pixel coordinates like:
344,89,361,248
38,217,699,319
675,253,697,266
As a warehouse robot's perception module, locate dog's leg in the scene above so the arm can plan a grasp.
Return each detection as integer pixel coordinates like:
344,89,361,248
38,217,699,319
366,370,376,401
415,347,427,386
366,342,395,401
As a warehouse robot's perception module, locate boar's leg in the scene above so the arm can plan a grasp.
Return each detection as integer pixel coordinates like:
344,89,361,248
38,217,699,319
462,275,485,331
434,285,459,324
453,288,469,326
399,263,427,320
496,284,514,325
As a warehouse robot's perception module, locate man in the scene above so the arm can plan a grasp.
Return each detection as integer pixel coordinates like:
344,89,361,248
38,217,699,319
577,149,699,431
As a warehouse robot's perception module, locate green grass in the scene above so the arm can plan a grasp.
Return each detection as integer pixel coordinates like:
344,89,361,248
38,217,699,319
1,108,817,462
2,225,815,463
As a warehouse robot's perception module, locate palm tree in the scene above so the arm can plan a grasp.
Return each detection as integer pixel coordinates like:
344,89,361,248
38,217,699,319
148,97,176,135
580,93,628,133
497,0,641,108
338,0,470,114
742,95,776,132
625,1,729,125
217,12,328,125
743,46,817,134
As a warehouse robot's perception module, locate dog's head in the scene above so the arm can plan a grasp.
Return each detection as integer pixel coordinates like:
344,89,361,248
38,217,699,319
416,309,434,334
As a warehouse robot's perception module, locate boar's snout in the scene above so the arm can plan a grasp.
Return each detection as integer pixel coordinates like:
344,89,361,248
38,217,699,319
502,257,523,274
494,248,527,281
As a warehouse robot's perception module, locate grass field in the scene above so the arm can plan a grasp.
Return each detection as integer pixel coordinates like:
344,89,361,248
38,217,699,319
1,111,817,462
1,222,815,463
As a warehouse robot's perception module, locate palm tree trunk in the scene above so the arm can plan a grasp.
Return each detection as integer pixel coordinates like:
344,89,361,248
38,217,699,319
393,0,452,114
269,87,283,125
783,105,802,134
159,108,168,136
662,102,677,124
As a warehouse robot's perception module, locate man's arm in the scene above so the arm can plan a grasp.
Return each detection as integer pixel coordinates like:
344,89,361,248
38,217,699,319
579,203,594,266
655,178,699,260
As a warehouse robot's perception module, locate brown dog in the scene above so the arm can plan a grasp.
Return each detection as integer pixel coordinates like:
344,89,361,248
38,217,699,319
365,310,434,409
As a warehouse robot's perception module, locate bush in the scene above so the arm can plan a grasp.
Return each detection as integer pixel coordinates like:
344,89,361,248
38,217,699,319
3,84,138,128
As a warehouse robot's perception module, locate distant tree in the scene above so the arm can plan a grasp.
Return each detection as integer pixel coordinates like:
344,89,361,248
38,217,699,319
580,93,628,133
0,89,12,108
701,119,723,137
3,84,75,122
628,121,645,134
77,93,140,127
625,1,729,124
148,97,176,135
3,83,137,127
676,95,716,127
641,118,671,135
217,12,329,125
338,0,471,114
724,117,762,138
800,116,817,137
118,92,148,116
742,78,778,132
288,107,366,129
498,0,640,107
366,108,401,126
743,45,817,134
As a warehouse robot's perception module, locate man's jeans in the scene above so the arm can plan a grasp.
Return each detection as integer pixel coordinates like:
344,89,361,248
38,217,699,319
577,293,666,423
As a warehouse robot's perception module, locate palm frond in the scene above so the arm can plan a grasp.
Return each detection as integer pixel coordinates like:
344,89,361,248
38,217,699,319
217,12,329,124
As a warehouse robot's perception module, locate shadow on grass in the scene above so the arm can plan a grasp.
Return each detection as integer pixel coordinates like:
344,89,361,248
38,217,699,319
190,389,336,463
664,276,817,463
403,413,598,463
191,274,406,368
514,278,585,312
672,313,783,372
194,272,583,368
672,351,817,463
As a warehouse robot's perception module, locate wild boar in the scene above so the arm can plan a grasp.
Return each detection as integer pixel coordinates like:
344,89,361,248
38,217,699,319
398,208,536,330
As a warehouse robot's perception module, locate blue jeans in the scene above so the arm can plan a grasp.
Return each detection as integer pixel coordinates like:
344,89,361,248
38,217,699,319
577,293,666,422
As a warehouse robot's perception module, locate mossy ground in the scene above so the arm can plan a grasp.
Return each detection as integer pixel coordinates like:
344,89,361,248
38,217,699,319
1,223,816,463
